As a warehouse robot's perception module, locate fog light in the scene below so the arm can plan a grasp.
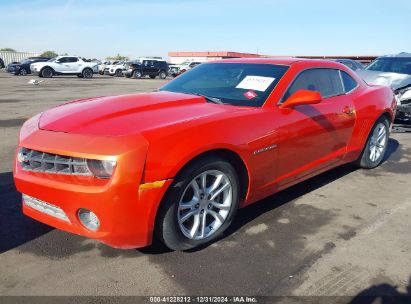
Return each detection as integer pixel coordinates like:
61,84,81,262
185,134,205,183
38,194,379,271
78,208,100,231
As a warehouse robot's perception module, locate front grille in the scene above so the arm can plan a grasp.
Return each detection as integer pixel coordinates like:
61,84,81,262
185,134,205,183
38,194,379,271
18,148,92,176
23,194,70,222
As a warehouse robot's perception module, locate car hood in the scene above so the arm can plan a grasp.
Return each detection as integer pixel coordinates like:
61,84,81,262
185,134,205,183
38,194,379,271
357,70,411,90
39,91,246,136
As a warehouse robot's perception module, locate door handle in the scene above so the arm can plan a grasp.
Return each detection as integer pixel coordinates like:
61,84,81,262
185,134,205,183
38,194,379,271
342,106,355,115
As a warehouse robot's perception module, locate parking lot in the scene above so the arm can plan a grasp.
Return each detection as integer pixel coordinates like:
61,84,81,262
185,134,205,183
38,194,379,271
0,71,410,298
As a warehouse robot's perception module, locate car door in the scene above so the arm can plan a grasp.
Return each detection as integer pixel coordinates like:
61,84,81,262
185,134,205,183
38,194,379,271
64,57,81,73
142,60,153,75
152,61,161,75
54,57,70,72
275,68,356,188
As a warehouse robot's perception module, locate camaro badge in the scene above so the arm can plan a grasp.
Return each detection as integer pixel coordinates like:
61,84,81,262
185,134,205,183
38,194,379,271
253,144,277,155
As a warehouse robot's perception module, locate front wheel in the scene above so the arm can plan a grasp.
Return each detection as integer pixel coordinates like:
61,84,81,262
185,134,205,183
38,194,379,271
133,70,142,79
115,69,123,77
356,117,390,169
157,156,240,250
41,67,53,78
19,68,27,76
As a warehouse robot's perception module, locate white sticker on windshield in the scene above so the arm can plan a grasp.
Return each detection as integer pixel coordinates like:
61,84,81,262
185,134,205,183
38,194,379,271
235,76,276,92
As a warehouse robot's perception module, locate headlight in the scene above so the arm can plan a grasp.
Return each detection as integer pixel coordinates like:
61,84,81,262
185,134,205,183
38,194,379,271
86,159,116,178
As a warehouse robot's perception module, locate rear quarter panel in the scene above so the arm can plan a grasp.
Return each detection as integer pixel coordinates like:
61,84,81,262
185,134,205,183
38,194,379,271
345,84,395,161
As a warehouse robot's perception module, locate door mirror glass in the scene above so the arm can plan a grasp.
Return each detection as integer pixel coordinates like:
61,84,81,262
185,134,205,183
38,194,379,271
280,90,322,108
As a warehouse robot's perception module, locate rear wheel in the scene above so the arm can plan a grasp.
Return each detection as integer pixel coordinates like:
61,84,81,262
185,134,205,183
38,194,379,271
41,67,53,78
82,68,93,79
356,117,390,169
133,70,142,79
159,70,167,79
157,156,240,250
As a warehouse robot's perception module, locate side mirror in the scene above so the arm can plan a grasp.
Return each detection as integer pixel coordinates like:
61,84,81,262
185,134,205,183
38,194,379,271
280,90,322,108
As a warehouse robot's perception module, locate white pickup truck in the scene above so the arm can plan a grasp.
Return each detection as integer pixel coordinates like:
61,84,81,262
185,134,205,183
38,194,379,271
31,56,99,78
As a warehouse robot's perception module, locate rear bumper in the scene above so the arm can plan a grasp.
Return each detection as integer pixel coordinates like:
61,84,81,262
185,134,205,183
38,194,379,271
13,125,171,249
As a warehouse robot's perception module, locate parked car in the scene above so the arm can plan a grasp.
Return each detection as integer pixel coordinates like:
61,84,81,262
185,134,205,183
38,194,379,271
0,57,4,69
6,57,51,76
30,56,99,78
103,61,124,76
170,61,202,78
99,61,118,75
123,59,168,79
14,58,395,251
330,59,364,71
358,52,411,124
107,61,135,77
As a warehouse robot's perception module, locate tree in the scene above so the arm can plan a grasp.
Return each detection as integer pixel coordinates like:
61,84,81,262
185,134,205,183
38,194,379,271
106,54,129,61
40,51,59,58
0,48,16,52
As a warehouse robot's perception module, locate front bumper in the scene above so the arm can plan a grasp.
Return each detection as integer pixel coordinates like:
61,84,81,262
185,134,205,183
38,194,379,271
13,125,172,249
123,69,133,77
31,68,41,76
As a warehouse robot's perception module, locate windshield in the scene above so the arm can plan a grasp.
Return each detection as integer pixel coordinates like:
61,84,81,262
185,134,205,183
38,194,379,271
47,57,56,62
20,59,33,64
366,58,411,75
160,63,289,107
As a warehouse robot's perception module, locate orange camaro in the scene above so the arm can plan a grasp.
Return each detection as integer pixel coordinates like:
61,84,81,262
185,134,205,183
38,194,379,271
14,58,396,250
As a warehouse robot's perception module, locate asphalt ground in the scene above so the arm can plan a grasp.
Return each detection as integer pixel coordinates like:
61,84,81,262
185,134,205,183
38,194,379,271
0,71,410,301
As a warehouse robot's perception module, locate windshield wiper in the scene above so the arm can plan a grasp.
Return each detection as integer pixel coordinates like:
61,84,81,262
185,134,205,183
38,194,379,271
191,93,225,104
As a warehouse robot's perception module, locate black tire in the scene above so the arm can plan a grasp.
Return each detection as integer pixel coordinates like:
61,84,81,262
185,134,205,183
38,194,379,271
156,156,240,251
355,116,390,169
19,68,27,76
133,70,142,79
82,68,93,79
41,67,53,78
149,75,156,79
159,70,167,79
115,69,123,77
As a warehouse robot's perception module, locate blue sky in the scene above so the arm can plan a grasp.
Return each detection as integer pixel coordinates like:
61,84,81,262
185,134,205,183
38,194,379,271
1,0,410,59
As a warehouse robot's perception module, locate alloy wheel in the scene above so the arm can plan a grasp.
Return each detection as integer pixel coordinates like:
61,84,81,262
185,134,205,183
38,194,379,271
177,170,233,240
369,122,387,162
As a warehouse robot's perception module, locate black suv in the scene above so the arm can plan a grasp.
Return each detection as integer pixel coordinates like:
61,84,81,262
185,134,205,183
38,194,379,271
6,57,51,76
124,59,168,79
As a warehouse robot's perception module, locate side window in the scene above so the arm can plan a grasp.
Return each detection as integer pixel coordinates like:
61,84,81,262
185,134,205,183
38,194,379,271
67,57,78,63
283,68,344,101
340,71,358,93
57,57,68,63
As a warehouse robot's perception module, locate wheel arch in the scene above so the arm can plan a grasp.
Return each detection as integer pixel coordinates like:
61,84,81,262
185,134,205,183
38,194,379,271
173,148,250,201
151,147,250,246
40,66,55,75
